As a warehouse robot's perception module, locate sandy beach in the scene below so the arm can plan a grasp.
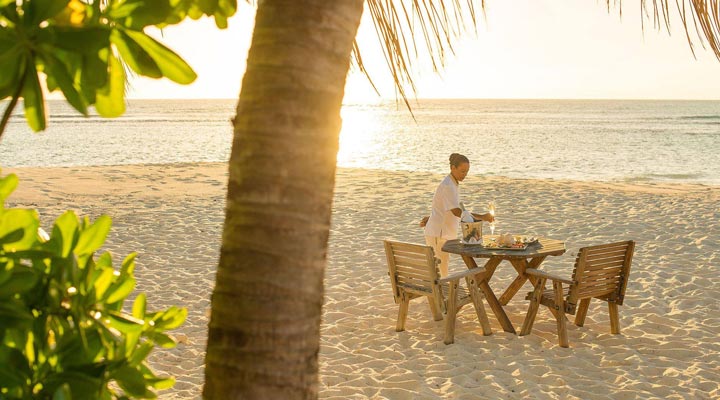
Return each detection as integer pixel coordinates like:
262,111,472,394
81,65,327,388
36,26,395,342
5,162,719,399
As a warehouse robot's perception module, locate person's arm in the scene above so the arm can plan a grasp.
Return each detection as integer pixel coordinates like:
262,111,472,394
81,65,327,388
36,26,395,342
471,212,494,223
419,216,429,227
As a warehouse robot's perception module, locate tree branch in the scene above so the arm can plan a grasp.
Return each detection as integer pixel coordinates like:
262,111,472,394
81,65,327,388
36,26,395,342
0,68,27,143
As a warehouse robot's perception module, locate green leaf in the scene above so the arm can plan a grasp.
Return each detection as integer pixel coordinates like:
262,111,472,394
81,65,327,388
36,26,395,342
50,211,79,258
146,376,175,390
96,251,112,269
124,330,140,358
92,267,114,299
112,365,148,397
0,354,30,396
198,0,218,15
0,209,40,252
121,252,137,276
106,0,143,19
0,228,24,244
148,331,176,348
52,26,111,54
122,30,196,84
0,302,34,329
0,38,22,90
42,371,102,400
52,383,72,400
132,292,146,319
21,62,46,132
0,3,20,23
42,52,88,116
95,52,125,117
157,307,187,331
110,0,173,29
29,0,70,24
106,311,144,334
128,341,153,367
74,215,111,256
218,0,238,15
105,277,135,304
79,53,107,101
0,260,11,285
110,29,161,78
0,173,18,202
0,267,39,297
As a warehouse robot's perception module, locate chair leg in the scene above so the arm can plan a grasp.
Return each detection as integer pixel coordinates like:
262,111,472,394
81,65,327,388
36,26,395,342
575,298,591,327
520,277,546,336
396,293,410,332
553,281,569,348
444,282,459,344
608,302,620,334
466,276,492,336
427,295,443,321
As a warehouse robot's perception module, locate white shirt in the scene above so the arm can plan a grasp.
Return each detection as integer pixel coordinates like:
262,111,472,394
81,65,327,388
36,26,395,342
424,175,461,240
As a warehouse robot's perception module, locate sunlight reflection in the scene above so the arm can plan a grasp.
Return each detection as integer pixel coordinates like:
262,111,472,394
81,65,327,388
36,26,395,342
337,105,384,168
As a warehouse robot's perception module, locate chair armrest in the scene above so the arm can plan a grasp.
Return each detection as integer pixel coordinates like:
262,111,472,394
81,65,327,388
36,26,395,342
437,267,486,284
525,268,573,285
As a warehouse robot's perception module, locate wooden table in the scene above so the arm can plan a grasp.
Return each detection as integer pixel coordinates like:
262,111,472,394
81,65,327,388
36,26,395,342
442,236,566,334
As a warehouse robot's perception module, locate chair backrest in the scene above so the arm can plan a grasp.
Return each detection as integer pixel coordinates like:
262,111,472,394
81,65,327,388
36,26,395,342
567,240,635,306
383,240,442,303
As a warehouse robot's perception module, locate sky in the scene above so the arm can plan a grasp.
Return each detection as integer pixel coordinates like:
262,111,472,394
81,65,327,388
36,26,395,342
130,1,720,101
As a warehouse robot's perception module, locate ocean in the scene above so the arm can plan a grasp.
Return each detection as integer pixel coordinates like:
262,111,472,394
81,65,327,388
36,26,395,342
1,98,719,185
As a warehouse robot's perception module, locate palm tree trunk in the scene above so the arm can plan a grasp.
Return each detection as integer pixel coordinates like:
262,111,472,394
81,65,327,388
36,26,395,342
203,1,364,398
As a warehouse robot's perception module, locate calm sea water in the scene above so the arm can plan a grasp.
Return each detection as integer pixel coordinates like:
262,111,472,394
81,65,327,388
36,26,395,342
1,99,719,185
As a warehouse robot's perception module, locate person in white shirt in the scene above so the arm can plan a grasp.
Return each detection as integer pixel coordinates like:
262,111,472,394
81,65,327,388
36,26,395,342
420,153,494,276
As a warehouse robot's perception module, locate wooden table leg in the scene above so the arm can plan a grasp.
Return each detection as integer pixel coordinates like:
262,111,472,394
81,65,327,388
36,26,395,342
461,256,516,334
499,256,546,305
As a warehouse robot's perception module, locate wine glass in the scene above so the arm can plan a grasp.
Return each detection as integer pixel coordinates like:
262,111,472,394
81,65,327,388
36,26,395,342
488,200,496,235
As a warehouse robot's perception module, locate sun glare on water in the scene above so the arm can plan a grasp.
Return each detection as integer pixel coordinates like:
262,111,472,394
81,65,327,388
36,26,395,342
337,105,384,168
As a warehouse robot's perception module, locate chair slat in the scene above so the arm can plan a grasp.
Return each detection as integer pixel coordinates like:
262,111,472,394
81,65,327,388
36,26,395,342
584,261,624,272
582,266,623,278
586,246,628,257
394,255,433,269
585,253,627,265
395,270,433,283
577,277,621,289
391,248,429,257
583,241,633,252
578,276,621,289
577,286,617,298
394,268,431,279
578,272,622,284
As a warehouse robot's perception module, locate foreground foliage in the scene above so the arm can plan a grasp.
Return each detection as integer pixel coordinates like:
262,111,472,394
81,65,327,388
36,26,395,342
0,171,187,399
0,0,237,137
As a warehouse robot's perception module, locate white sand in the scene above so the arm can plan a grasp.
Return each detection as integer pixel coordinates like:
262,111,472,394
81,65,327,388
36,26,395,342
6,163,719,399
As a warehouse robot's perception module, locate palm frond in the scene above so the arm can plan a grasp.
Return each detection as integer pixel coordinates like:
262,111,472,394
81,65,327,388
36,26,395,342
354,0,720,106
353,0,479,108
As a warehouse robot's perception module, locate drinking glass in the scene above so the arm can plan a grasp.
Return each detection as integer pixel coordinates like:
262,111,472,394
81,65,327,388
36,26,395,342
488,200,496,235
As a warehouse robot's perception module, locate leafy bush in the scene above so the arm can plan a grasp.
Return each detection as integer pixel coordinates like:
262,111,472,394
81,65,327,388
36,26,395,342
0,171,187,399
0,0,237,135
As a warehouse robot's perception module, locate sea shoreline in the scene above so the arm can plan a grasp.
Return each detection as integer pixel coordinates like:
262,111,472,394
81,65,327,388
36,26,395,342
5,161,719,198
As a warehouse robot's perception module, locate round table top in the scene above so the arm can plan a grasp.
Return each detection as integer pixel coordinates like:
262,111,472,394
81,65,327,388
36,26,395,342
442,236,566,259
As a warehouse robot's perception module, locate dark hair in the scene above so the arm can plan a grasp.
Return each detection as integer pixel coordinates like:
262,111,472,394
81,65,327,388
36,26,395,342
449,153,469,167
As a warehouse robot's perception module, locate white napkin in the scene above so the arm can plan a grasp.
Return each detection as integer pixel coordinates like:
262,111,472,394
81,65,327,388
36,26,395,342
461,210,474,223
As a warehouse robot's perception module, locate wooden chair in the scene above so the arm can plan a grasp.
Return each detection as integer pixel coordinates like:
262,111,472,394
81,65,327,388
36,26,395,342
383,240,492,344
519,240,635,347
